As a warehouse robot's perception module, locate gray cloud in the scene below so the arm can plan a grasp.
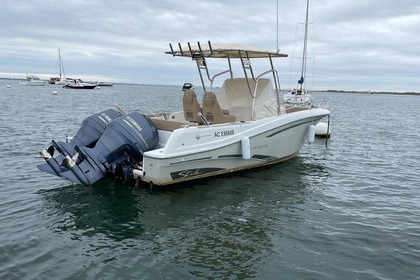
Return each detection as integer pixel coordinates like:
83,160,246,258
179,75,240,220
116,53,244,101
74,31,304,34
1,0,419,92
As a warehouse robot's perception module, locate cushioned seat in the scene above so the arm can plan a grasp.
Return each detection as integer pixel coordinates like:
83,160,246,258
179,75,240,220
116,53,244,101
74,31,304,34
183,89,203,124
202,92,236,124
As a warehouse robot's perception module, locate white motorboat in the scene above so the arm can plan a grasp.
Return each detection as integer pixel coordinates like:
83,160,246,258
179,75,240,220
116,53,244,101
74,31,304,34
283,0,313,106
20,75,47,86
98,82,114,87
63,79,98,89
37,41,330,187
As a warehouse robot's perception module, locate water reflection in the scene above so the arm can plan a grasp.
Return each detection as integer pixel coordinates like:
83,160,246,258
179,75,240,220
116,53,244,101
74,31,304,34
39,155,328,278
39,180,145,241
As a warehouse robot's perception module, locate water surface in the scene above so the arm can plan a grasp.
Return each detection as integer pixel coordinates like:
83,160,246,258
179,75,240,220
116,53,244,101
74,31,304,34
1,81,419,279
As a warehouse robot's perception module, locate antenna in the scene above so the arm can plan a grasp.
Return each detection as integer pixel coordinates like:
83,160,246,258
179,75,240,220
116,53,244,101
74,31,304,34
276,0,279,53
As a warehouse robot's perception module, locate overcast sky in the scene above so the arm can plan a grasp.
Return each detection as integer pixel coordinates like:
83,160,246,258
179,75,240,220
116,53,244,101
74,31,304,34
1,0,419,92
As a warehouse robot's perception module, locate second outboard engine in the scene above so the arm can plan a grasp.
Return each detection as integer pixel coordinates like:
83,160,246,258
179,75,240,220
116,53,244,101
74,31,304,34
38,108,123,176
55,108,123,156
60,112,159,186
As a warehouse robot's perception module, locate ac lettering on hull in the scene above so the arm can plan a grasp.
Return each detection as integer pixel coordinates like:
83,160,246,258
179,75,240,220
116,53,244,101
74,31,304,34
214,130,235,137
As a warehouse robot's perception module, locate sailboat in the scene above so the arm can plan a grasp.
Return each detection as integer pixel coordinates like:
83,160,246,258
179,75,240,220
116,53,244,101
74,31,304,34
52,49,73,85
283,0,313,106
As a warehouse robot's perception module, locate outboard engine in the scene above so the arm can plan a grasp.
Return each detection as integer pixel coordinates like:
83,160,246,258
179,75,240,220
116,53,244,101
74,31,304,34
55,108,123,156
38,108,123,176
59,112,159,186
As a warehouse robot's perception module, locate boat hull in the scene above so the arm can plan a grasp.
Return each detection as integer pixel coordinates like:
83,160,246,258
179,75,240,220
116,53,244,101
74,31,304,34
64,84,97,89
139,108,329,186
55,78,74,85
20,81,47,86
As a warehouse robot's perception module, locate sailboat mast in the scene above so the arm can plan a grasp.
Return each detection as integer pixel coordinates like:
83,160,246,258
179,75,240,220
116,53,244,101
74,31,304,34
299,0,309,91
59,48,64,79
276,0,279,53
58,48,66,79
59,48,62,79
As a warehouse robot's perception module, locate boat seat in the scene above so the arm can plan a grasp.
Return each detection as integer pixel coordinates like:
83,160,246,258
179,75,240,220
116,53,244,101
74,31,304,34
150,118,197,131
183,89,203,124
202,92,236,124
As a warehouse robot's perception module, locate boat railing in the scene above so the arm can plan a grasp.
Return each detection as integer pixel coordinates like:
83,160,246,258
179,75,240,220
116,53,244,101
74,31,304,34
315,97,330,109
209,69,232,92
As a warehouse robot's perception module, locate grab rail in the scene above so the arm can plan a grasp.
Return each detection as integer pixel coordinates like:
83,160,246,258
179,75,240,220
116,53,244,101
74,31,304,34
316,97,330,109
209,69,232,92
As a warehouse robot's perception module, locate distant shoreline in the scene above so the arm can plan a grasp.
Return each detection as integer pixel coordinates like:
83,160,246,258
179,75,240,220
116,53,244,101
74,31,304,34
1,77,418,95
325,90,420,96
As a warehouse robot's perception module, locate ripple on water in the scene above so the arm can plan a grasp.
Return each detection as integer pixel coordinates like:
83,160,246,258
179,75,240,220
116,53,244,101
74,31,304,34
1,85,420,279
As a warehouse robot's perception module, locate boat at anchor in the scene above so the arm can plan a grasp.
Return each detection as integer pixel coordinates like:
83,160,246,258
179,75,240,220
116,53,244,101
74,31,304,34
63,79,98,89
283,0,313,106
37,41,330,187
20,75,47,86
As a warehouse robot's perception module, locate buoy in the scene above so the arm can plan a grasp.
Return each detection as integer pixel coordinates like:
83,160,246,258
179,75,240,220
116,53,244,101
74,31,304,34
241,137,251,160
315,122,331,137
307,125,315,143
6,85,11,88
52,90,58,95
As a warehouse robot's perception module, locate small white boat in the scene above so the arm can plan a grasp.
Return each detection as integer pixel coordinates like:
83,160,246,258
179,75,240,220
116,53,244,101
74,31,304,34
283,88,313,105
63,79,98,89
20,75,47,86
98,82,114,87
38,41,331,187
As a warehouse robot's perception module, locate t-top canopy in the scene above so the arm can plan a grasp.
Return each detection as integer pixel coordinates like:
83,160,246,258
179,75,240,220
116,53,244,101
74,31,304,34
166,42,288,59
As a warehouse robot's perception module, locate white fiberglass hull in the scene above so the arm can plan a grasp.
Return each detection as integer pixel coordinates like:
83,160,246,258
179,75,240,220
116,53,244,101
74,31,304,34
138,108,329,186
21,81,47,86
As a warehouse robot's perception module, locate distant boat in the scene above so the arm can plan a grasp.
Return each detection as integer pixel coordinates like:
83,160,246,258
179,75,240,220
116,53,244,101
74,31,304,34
182,82,194,91
20,75,47,86
283,0,313,106
56,78,74,85
63,79,98,89
98,82,114,87
49,77,60,84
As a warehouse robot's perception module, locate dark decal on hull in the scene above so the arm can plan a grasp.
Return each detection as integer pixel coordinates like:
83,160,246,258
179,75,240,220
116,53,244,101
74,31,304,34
217,154,242,159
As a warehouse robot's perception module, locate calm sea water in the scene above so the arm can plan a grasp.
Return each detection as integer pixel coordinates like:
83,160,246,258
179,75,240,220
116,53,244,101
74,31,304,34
1,80,419,279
